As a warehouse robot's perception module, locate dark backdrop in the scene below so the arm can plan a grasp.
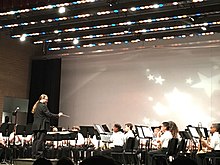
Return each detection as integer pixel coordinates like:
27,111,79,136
27,58,61,126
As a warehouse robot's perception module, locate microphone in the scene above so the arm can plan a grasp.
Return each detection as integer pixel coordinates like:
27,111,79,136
12,107,19,116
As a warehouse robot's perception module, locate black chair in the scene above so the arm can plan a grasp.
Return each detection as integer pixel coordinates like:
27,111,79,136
176,138,187,156
111,137,140,165
151,138,179,165
203,151,220,165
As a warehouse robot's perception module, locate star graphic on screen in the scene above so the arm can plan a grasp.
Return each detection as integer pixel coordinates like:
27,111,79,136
191,72,220,97
147,74,154,80
186,78,193,85
155,76,165,85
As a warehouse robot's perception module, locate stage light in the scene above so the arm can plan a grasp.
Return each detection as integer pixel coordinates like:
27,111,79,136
58,7,66,13
20,34,27,41
201,27,207,31
73,38,79,45
189,16,195,22
54,30,59,34
153,4,160,8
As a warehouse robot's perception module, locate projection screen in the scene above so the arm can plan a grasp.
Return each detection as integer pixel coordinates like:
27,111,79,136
59,44,220,130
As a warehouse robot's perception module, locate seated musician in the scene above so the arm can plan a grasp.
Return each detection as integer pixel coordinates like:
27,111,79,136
147,121,173,165
69,126,84,147
100,124,124,157
201,123,220,151
196,123,220,165
45,126,62,159
109,124,124,150
0,133,5,162
168,121,180,139
123,123,135,143
8,125,24,158
23,133,33,158
151,127,161,149
69,126,85,163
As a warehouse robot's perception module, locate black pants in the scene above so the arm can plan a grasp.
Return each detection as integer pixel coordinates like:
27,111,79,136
32,130,46,158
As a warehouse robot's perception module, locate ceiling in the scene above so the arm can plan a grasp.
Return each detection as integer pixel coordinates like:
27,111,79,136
1,0,220,55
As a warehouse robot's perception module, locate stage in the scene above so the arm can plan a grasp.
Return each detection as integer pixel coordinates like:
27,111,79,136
1,158,58,165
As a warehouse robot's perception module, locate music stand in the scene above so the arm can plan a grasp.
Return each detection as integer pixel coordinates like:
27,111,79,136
135,125,145,139
196,127,209,139
187,126,200,139
7,124,15,137
69,131,78,141
25,124,33,136
94,129,101,140
16,125,25,136
23,124,33,158
179,131,191,139
67,131,79,148
79,126,95,138
187,126,201,151
94,124,105,134
142,126,153,138
46,132,62,154
102,124,111,132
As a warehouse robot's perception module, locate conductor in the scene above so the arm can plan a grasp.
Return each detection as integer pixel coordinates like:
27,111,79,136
31,94,63,159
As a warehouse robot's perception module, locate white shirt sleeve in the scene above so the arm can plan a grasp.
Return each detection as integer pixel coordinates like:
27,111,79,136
210,132,220,150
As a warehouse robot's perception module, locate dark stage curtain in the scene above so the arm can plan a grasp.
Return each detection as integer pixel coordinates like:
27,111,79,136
27,58,61,127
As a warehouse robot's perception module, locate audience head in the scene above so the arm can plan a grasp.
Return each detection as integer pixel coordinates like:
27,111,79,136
171,156,197,165
79,155,121,165
57,157,74,165
33,158,52,165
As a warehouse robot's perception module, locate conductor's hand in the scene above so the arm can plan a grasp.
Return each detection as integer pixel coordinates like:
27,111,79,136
58,112,63,117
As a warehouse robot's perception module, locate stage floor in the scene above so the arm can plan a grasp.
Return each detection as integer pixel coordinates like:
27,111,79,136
0,158,58,165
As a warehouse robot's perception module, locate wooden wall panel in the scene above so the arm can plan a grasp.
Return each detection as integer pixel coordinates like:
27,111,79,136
0,32,42,123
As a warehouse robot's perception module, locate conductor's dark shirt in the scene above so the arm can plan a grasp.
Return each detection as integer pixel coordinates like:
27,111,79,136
32,102,58,131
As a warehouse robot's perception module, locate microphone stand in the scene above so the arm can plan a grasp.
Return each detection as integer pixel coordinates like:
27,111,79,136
198,122,203,152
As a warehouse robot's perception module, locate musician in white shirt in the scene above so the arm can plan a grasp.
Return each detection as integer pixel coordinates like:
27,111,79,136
147,122,173,165
201,123,220,150
156,124,173,149
70,126,85,163
197,123,220,165
8,126,24,158
123,123,135,144
109,124,124,148
69,126,84,147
